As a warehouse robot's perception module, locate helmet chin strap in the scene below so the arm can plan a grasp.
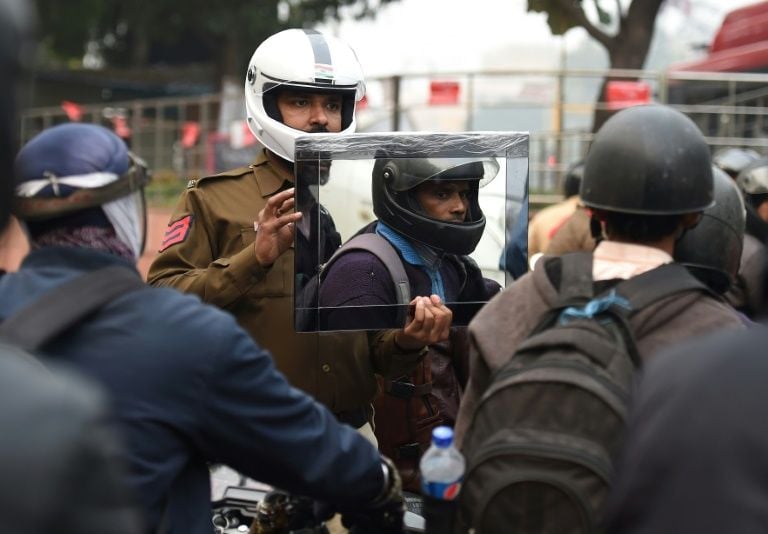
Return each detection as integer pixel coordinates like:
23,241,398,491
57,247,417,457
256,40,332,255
590,215,604,247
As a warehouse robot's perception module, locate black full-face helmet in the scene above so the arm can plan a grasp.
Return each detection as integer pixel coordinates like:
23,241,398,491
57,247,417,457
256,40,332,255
675,167,746,294
372,157,499,255
581,105,714,215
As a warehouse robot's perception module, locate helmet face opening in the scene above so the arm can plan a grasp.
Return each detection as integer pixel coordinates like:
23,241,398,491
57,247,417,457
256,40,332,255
372,157,499,255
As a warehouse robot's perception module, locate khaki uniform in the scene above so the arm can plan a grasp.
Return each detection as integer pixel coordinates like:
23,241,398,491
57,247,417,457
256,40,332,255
147,150,425,417
544,204,596,256
527,196,581,256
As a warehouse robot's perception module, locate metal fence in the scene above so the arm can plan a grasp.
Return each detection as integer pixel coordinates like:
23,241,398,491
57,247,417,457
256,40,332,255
20,67,768,201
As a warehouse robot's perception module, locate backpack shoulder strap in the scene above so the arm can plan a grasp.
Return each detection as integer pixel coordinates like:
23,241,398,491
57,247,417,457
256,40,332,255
556,252,595,303
322,233,411,305
0,265,145,352
614,262,713,312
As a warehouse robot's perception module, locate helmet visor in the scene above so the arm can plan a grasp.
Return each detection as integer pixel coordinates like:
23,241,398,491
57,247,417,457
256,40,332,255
386,157,500,192
258,75,365,102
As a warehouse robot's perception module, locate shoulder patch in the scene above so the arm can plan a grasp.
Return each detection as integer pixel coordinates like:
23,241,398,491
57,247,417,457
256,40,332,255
194,166,253,187
159,215,193,252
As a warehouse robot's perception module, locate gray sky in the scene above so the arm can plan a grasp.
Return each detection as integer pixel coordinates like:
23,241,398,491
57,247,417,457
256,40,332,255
317,0,762,77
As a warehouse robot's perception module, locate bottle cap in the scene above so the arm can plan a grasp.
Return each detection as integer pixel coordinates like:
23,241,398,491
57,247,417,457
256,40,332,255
432,426,454,448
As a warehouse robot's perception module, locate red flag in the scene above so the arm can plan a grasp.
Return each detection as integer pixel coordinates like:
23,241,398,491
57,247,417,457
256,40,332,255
181,121,200,148
605,81,651,110
61,100,84,122
429,81,460,105
112,116,132,139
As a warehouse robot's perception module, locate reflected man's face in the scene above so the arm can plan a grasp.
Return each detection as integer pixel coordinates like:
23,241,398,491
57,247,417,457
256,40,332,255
275,90,343,134
414,180,471,222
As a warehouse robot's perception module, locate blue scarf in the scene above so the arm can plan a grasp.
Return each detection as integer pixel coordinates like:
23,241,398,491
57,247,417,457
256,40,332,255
376,222,446,300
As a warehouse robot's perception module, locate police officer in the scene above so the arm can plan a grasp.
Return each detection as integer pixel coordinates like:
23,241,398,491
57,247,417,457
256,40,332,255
5,123,405,534
528,159,584,263
455,105,745,447
148,29,440,437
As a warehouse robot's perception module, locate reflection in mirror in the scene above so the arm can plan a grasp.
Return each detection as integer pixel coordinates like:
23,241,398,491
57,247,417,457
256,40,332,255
294,132,528,332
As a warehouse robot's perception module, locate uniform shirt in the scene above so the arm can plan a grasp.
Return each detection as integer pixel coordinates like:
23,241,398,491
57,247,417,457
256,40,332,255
528,196,580,256
147,150,424,415
0,246,384,534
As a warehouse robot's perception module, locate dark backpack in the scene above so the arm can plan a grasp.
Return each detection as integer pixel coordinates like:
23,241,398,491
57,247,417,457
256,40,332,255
295,232,411,331
457,253,712,534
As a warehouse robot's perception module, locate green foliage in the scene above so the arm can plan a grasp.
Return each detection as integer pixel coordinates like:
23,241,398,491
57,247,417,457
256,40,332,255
528,0,582,35
34,0,399,73
527,0,612,36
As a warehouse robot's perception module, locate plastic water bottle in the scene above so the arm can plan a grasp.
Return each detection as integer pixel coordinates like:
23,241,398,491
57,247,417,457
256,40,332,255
420,426,465,532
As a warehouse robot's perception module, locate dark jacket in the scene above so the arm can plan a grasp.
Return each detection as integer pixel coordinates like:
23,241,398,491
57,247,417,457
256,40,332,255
0,346,142,534
604,326,768,533
319,222,500,330
0,247,384,534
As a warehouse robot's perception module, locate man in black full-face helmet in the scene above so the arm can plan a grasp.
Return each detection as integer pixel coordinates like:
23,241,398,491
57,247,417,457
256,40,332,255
319,157,502,492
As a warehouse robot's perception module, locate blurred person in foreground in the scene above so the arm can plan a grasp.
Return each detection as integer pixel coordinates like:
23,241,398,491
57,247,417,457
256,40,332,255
603,307,768,532
3,122,404,534
0,1,142,533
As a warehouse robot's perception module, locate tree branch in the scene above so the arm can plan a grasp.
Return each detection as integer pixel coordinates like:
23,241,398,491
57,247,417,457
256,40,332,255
559,0,613,49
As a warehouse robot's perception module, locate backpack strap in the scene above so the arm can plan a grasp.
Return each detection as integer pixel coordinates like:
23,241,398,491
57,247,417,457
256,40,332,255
0,265,145,353
557,252,595,303
322,233,411,306
614,262,712,312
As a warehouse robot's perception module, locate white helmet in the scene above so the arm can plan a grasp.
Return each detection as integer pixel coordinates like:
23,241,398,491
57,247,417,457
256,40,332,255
244,29,366,162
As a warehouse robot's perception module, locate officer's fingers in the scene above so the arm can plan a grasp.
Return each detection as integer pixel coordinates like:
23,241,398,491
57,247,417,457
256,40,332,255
408,296,426,326
277,211,302,226
417,303,436,333
265,188,296,214
431,307,452,342
279,198,296,211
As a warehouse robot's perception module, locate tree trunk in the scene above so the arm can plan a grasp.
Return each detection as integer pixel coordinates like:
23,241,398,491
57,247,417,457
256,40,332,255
591,0,665,133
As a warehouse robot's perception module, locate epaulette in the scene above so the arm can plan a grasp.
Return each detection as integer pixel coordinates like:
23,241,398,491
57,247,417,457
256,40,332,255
187,166,253,189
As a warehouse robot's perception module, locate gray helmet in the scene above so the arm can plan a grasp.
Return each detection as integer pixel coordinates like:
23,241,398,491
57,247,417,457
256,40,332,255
581,105,714,215
563,160,584,198
372,157,499,255
736,158,768,196
712,147,761,178
675,167,745,294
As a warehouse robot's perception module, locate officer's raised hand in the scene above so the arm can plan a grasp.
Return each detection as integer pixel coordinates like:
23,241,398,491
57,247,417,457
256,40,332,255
395,294,452,350
254,187,302,267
